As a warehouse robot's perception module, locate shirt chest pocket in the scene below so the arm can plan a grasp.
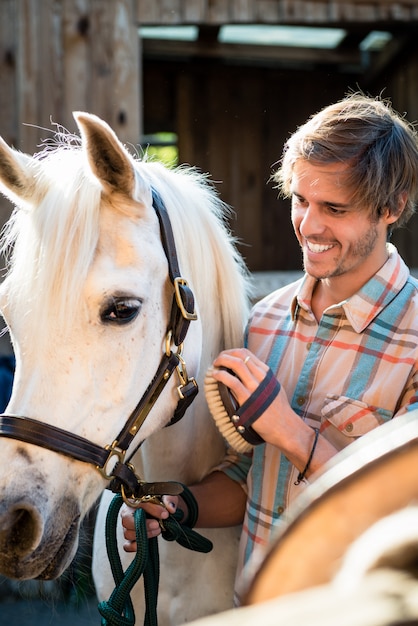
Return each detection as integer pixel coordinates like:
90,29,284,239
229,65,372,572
321,395,393,439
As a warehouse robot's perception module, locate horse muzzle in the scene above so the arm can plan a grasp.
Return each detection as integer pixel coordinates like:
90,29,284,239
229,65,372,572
0,488,81,580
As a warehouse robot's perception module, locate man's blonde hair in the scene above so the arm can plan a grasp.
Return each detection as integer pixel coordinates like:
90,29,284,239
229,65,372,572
274,93,418,228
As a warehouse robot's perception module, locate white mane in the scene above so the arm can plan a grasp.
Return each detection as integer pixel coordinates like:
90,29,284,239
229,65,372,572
135,159,252,347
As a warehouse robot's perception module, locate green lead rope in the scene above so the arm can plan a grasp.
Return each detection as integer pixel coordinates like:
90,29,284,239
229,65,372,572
99,487,213,626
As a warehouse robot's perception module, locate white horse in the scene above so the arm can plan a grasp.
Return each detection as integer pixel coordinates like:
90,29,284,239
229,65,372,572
0,113,251,624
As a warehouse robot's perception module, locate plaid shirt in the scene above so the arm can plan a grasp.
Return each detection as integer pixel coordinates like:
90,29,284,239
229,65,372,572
221,244,418,596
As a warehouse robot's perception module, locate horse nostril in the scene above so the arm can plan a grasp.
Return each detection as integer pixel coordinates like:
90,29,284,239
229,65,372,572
0,506,42,556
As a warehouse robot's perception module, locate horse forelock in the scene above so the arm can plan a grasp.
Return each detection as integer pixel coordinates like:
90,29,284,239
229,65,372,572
2,144,102,347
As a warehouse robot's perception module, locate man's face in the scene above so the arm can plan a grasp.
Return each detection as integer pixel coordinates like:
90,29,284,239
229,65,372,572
290,160,395,288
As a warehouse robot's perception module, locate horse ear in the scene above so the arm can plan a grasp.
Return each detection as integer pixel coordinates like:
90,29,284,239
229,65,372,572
73,112,138,198
0,136,41,207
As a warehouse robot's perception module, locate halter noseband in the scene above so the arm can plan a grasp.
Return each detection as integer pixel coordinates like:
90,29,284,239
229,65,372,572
0,189,199,501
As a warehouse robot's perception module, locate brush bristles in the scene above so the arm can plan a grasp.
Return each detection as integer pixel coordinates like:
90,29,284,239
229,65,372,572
204,373,253,454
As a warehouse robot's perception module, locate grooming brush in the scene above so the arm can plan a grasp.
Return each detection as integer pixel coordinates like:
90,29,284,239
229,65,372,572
204,368,266,453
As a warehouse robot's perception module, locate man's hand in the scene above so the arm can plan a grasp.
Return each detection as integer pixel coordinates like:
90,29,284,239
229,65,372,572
121,496,178,552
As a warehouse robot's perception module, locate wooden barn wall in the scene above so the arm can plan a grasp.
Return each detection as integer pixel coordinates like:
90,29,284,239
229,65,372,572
143,55,418,272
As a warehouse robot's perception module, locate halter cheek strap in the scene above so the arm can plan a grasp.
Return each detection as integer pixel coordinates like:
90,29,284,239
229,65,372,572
152,189,197,346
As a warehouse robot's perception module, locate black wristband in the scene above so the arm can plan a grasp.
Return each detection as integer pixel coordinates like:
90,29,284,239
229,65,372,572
294,427,320,485
232,368,280,445
178,483,199,528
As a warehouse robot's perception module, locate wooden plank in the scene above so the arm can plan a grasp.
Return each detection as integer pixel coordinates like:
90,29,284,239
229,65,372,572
0,0,17,146
303,1,331,22
88,0,140,143
291,0,332,23
206,0,232,22
350,3,383,21
256,0,281,21
142,38,362,67
176,72,194,161
400,53,418,268
231,0,255,22
90,2,120,124
0,0,17,291
228,73,264,270
62,0,90,133
17,0,43,151
389,3,411,19
0,0,18,351
135,0,418,24
17,0,71,149
160,0,183,23
110,0,141,142
136,0,161,23
39,0,65,134
183,0,207,22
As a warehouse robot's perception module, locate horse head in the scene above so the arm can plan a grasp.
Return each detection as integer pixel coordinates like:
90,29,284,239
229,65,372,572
0,113,250,582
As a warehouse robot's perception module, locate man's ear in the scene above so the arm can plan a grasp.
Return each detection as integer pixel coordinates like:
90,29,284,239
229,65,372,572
396,190,408,216
385,191,408,226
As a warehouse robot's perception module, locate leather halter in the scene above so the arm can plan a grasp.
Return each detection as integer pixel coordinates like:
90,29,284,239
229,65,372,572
0,189,199,500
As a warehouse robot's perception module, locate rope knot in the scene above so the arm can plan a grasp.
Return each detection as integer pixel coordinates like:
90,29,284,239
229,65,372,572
160,509,213,553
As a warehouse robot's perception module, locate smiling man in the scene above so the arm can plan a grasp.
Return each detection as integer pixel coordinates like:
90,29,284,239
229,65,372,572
289,159,398,317
121,93,418,607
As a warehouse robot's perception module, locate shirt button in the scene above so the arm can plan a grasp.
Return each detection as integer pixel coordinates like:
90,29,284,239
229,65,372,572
296,396,305,406
306,342,312,350
345,422,354,433
277,506,284,515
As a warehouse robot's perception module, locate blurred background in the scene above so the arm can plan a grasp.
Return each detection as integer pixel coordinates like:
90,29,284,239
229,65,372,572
1,0,418,621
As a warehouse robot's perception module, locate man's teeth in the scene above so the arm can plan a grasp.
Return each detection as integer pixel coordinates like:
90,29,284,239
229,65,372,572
307,241,333,253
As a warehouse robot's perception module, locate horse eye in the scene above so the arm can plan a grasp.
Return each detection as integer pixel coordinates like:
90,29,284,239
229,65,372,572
100,297,142,325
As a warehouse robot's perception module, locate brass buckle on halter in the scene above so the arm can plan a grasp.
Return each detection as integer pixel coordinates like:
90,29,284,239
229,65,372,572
176,352,197,399
98,440,126,480
121,486,165,509
174,277,198,321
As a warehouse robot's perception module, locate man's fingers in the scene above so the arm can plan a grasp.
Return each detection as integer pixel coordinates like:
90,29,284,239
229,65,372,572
122,518,162,552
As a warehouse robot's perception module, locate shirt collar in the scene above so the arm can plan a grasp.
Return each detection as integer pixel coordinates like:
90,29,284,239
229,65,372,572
291,244,411,332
